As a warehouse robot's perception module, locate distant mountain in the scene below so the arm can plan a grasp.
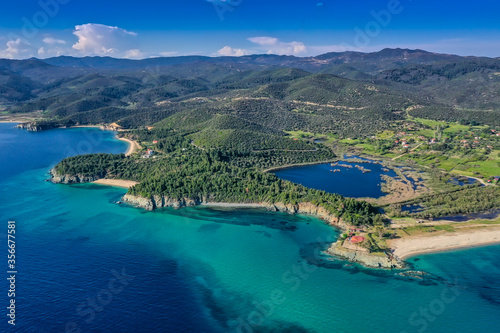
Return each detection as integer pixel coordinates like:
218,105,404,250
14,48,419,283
40,48,475,74
0,58,88,84
2,48,499,133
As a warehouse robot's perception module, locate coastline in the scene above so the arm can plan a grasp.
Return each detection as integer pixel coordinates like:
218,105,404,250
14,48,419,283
12,121,142,157
67,125,141,157
200,202,264,208
389,227,500,259
92,179,139,188
262,159,339,173
116,137,141,156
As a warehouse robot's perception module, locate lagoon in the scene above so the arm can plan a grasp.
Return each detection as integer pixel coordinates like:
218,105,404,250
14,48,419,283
272,159,397,198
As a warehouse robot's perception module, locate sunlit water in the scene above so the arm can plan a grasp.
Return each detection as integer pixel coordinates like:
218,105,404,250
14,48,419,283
1,123,500,333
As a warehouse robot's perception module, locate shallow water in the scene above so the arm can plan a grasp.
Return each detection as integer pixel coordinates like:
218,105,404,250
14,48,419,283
1,123,500,333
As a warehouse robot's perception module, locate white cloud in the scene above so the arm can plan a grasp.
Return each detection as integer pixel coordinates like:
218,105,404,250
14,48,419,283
248,36,307,55
72,23,139,56
0,39,35,59
217,46,249,57
124,49,145,59
43,37,66,45
37,46,67,58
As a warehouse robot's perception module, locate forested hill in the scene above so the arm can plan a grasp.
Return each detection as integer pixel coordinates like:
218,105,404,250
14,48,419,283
2,48,499,134
16,48,496,226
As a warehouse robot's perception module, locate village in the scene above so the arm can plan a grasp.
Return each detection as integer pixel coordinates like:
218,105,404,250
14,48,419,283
331,118,500,183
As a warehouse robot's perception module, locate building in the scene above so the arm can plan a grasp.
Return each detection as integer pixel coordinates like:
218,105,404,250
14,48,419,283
142,149,154,158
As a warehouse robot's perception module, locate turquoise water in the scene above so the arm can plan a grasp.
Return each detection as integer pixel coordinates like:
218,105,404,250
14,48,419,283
1,123,500,332
272,161,397,198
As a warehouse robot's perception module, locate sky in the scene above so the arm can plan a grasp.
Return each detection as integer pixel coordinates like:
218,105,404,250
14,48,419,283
0,0,499,59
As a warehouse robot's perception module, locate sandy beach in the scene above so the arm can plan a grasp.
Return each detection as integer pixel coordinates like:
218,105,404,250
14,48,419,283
389,227,500,259
92,179,139,188
117,137,141,156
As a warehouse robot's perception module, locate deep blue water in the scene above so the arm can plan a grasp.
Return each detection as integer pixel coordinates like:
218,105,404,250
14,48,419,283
273,160,397,198
1,123,500,333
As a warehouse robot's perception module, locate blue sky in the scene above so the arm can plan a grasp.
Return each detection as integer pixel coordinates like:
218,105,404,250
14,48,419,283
1,0,499,59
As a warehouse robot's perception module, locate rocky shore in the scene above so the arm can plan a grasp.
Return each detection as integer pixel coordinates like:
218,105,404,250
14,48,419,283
122,193,348,226
328,241,405,269
50,168,105,184
16,122,60,132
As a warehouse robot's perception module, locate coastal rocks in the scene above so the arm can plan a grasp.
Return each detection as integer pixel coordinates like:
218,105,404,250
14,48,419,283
16,122,59,132
122,194,203,211
328,242,405,269
123,194,156,211
264,202,347,228
49,168,104,184
123,194,348,230
265,202,300,214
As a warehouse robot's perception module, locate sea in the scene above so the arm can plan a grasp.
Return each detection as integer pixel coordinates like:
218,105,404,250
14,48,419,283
1,123,500,333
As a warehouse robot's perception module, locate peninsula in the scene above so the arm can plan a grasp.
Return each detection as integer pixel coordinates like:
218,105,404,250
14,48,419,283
4,48,499,269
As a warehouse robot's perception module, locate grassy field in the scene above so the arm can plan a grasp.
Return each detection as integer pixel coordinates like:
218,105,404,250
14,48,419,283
286,130,338,143
411,117,487,136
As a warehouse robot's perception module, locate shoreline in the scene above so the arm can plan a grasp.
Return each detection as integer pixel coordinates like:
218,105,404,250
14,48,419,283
263,159,339,173
116,137,141,156
92,179,139,188
389,227,500,260
200,202,264,208
62,124,141,157
12,121,141,157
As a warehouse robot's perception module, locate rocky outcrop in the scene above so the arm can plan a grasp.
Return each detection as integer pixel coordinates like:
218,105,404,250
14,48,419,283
122,194,204,211
16,122,59,132
122,194,347,229
49,168,104,184
263,202,348,228
328,242,405,269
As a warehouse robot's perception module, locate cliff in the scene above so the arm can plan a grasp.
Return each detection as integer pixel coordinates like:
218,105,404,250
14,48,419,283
123,194,203,211
122,194,348,229
50,168,105,184
16,122,60,132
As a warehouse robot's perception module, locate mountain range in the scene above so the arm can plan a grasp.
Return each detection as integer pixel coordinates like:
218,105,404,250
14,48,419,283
1,48,499,139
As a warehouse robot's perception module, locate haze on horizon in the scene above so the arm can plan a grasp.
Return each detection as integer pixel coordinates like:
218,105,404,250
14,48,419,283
1,0,499,60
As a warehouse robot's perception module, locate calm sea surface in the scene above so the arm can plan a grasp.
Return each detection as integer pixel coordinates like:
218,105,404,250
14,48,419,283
272,160,397,198
1,123,500,333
